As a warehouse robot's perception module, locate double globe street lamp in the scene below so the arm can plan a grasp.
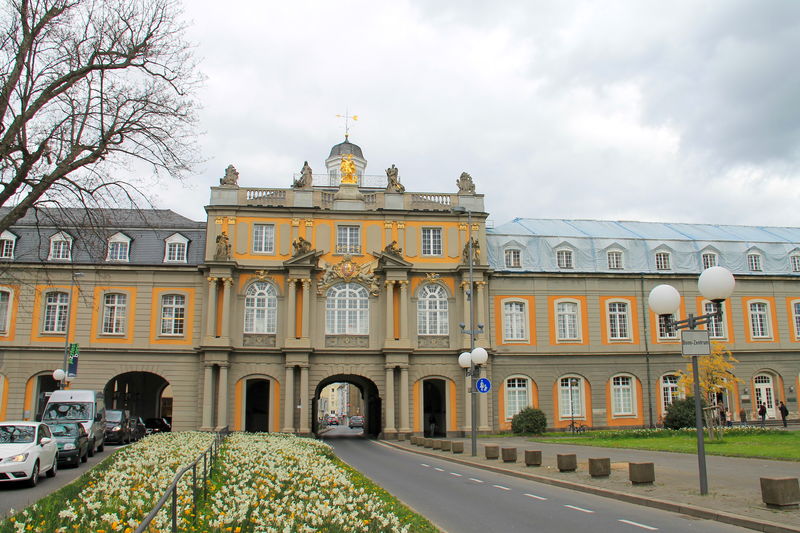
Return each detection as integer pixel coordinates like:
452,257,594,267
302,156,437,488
647,265,735,495
458,346,488,456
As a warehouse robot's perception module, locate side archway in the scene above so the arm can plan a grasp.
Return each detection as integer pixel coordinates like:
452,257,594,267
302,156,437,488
104,371,171,422
313,374,381,437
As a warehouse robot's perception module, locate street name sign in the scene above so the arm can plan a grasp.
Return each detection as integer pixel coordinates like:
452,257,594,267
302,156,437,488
681,330,711,356
476,378,491,393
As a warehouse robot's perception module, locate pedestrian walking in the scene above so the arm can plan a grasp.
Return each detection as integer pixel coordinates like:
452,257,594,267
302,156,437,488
779,401,789,428
758,403,767,428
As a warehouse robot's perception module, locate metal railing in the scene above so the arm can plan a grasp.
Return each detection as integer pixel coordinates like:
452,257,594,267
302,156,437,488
134,431,227,533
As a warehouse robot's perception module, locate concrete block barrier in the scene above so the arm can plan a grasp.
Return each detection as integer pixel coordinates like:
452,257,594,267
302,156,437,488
441,440,452,451
484,444,500,460
557,453,577,472
424,438,433,448
410,436,419,445
432,439,442,450
761,477,800,508
451,441,464,453
524,449,542,467
501,447,517,463
629,462,655,484
588,457,611,477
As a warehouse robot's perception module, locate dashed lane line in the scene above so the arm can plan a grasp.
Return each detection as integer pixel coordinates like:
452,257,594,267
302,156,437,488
493,484,511,491
564,505,594,514
434,467,445,472
618,519,658,531
450,472,463,477
420,463,430,467
469,478,484,483
524,493,547,501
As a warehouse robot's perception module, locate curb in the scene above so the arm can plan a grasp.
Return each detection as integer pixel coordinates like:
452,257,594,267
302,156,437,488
380,441,800,533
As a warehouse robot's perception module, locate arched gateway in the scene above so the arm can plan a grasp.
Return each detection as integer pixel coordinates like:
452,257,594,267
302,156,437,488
313,374,381,437
104,371,171,421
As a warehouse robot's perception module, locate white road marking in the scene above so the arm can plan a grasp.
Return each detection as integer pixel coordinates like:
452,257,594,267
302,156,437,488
469,478,484,483
524,493,547,501
434,467,445,472
421,463,430,468
619,519,658,530
450,472,463,477
564,504,594,513
493,484,511,491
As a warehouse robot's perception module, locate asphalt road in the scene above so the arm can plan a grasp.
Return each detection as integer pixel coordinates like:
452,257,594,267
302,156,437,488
0,442,126,519
326,434,752,533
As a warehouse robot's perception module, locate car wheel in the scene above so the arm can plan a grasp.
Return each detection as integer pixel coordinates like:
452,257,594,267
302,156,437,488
46,459,57,478
88,439,95,457
26,461,39,487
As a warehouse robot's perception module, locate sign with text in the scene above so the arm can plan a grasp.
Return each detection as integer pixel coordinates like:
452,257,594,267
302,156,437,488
681,330,711,356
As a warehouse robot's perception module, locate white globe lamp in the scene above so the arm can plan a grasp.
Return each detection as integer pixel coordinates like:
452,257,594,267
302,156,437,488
52,369,66,382
471,346,488,366
648,284,681,315
698,266,735,301
458,352,472,369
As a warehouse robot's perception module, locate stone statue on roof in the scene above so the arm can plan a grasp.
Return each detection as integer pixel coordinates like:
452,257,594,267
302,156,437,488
456,172,476,194
215,231,231,260
383,240,403,257
292,236,312,256
292,161,313,189
385,164,405,193
220,165,239,187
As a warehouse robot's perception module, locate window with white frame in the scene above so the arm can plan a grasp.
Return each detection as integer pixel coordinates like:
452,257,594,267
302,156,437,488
657,313,678,339
505,377,530,420
661,374,682,412
704,301,725,338
244,282,277,334
417,284,448,336
326,283,369,335
336,226,360,255
0,231,16,260
612,375,635,416
421,228,443,256
164,234,188,263
559,377,583,418
505,249,521,268
556,300,579,341
655,251,670,270
607,301,630,340
48,233,72,261
503,300,527,341
556,249,573,269
793,301,800,340
252,224,275,254
102,293,127,334
607,250,623,270
749,301,770,338
702,253,717,270
43,291,69,333
160,294,186,335
792,255,800,273
748,253,762,272
0,290,10,334
106,233,130,262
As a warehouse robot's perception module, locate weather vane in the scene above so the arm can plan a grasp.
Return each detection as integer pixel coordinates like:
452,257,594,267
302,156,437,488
336,109,359,140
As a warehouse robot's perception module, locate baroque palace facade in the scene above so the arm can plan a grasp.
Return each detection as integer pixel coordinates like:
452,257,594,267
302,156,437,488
0,137,798,436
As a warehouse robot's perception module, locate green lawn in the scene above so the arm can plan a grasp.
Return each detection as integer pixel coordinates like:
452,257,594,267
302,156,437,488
528,429,800,461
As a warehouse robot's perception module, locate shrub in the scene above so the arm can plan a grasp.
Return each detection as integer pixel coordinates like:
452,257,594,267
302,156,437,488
511,407,547,434
663,396,705,429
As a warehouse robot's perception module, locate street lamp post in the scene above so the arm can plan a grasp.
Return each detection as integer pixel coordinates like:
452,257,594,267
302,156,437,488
53,271,83,390
647,266,735,496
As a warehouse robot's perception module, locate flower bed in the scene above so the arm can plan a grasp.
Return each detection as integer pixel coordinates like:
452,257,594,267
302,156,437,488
1,432,216,533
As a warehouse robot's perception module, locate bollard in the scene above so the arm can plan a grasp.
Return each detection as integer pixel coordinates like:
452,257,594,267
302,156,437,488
441,440,452,451
588,457,611,477
501,447,517,463
484,444,500,460
557,453,577,472
452,441,464,453
629,462,655,484
524,449,542,467
761,477,800,509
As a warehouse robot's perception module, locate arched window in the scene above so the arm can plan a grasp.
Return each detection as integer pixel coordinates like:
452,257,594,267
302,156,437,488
559,376,583,418
43,291,69,333
660,374,682,413
556,300,579,341
244,282,277,334
417,284,448,336
326,283,369,335
505,377,530,420
503,300,527,341
0,289,11,334
611,375,635,416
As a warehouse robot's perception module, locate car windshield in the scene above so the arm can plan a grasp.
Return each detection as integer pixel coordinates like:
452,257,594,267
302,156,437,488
42,402,92,421
0,425,35,443
48,424,79,437
106,410,122,422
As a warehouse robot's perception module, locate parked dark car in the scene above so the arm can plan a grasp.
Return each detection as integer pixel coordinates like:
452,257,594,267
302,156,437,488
46,422,89,467
348,416,364,429
131,417,147,441
144,417,171,434
104,409,133,444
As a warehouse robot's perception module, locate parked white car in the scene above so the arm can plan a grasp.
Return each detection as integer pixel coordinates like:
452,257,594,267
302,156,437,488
0,422,59,487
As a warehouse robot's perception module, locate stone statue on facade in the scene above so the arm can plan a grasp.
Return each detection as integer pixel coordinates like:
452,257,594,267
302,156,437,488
462,237,480,265
456,171,476,194
215,231,232,260
383,240,403,257
385,164,405,193
292,161,313,189
220,165,239,187
292,236,312,256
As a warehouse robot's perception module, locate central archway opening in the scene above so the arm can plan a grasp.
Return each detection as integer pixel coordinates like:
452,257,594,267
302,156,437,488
313,374,381,438
245,378,270,432
423,378,446,438
104,371,171,425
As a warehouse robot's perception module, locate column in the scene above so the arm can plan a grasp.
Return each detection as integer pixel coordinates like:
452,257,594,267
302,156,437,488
286,279,297,340
463,374,472,433
385,366,396,434
476,281,487,343
301,279,311,338
399,365,410,433
385,281,395,340
221,278,233,339
217,363,229,429
206,277,218,337
299,365,310,433
399,281,409,341
462,283,471,348
282,365,295,433
201,364,214,430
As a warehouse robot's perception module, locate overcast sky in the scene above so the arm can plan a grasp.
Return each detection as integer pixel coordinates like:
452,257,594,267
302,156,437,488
154,0,800,228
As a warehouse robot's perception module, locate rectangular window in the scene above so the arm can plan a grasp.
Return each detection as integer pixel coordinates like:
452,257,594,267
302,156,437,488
559,378,582,418
102,293,127,334
749,302,769,338
0,291,9,333
794,302,800,339
336,226,360,255
421,228,443,256
792,256,800,273
166,242,187,262
43,292,69,333
505,378,529,420
608,301,629,339
748,254,762,272
657,313,677,339
252,224,275,253
503,301,526,341
612,376,634,415
160,294,186,335
556,250,573,269
108,241,129,261
655,252,670,270
505,249,521,268
702,253,717,269
607,251,622,269
704,301,725,338
556,301,579,341
0,239,14,259
51,240,71,260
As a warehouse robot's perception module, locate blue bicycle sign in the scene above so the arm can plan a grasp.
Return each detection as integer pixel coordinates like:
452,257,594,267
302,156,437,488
476,378,491,393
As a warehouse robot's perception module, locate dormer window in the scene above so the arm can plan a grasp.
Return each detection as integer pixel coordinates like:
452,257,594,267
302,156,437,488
164,233,188,263
106,232,131,262
701,253,717,270
0,230,17,260
791,255,800,273
505,249,521,268
48,232,72,261
607,250,623,270
747,253,762,272
655,251,670,271
556,249,573,269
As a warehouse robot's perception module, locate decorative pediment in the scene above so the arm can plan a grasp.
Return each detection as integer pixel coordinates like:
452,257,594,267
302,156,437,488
374,248,412,269
283,249,323,267
317,255,381,296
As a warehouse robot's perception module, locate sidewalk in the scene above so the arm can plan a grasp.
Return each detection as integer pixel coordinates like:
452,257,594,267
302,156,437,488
383,435,800,533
